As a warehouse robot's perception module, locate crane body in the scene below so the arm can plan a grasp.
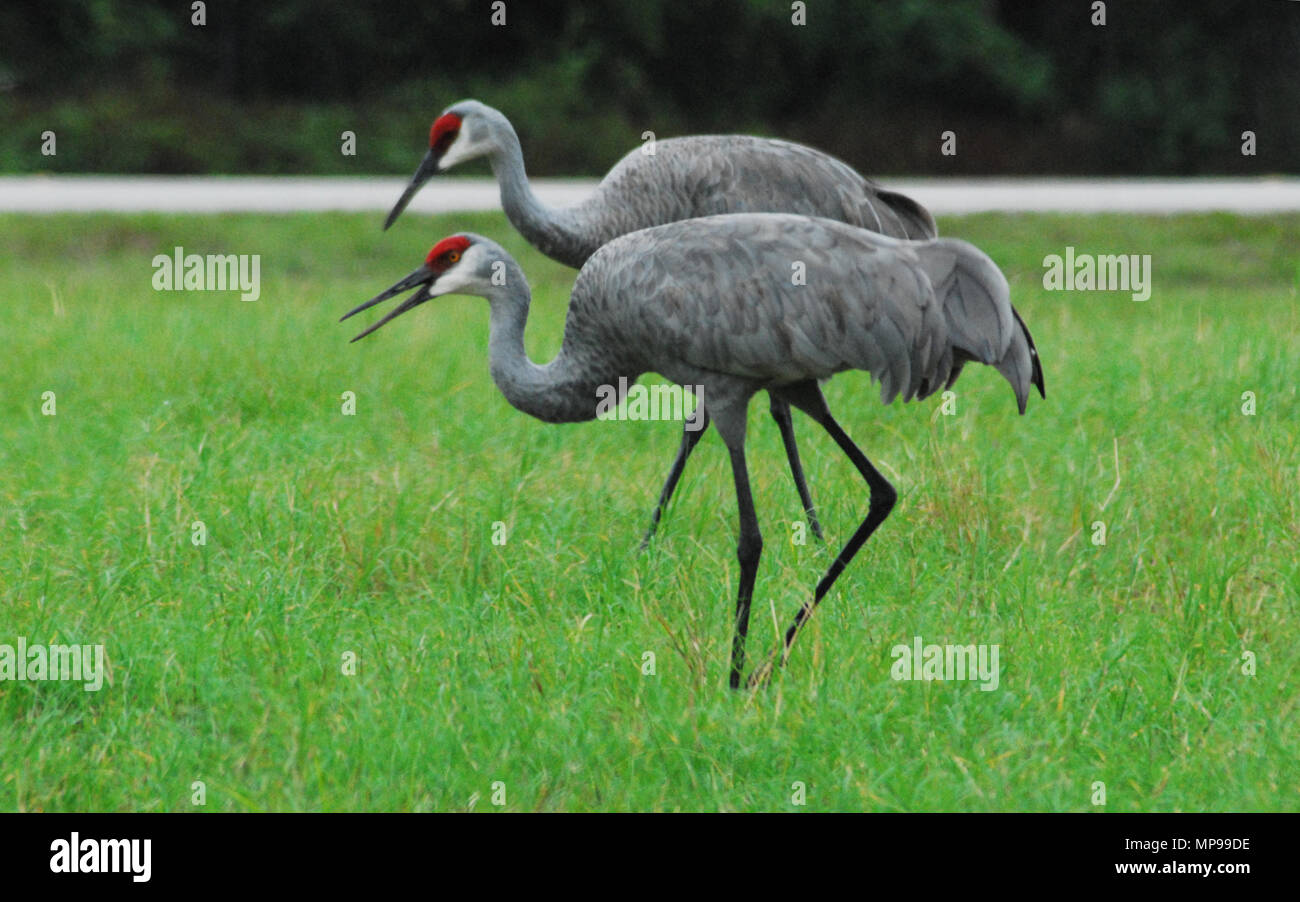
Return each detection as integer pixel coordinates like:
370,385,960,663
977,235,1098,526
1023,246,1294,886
385,100,938,545
344,214,1044,688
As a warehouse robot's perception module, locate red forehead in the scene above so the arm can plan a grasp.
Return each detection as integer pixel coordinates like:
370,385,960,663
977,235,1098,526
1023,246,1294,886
429,113,462,147
426,235,472,266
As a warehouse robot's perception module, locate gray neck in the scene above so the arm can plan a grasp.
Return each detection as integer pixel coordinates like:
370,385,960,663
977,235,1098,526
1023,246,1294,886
486,265,605,424
488,123,593,268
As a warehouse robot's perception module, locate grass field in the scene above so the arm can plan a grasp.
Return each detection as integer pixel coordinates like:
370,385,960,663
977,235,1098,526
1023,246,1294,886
1,211,1296,812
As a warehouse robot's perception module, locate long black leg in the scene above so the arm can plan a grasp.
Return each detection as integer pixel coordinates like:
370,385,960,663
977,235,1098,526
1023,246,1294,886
782,413,895,653
749,383,896,687
724,441,763,689
639,411,711,551
769,394,824,542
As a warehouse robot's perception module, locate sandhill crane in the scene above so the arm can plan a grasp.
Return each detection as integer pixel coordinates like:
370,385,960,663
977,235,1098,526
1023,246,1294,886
341,215,1044,689
384,99,938,548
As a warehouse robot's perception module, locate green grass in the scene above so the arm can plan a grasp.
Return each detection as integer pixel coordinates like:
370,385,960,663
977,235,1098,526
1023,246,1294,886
1,211,1297,812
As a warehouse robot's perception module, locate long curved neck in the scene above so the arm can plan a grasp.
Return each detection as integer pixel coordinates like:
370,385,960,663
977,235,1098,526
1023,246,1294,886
486,267,605,424
488,125,592,267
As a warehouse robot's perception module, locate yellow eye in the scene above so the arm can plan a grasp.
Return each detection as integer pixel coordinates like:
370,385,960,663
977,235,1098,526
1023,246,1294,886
448,251,461,263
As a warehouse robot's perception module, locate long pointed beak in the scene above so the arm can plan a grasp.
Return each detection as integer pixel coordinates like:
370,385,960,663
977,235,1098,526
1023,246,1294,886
340,266,435,342
383,149,439,230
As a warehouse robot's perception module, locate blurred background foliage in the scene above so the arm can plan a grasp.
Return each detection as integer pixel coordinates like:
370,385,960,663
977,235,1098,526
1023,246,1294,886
0,0,1296,175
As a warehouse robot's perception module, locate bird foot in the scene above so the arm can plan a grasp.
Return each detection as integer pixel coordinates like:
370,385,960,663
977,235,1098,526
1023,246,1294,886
638,514,666,554
745,649,786,690
807,516,825,543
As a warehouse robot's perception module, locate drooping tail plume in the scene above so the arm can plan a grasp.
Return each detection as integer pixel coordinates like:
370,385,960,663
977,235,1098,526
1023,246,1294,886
918,239,1045,414
876,188,939,240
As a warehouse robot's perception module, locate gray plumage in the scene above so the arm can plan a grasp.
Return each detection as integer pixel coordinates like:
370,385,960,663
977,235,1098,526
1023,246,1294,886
387,100,937,267
577,215,1039,415
471,215,1042,425
386,99,940,546
342,213,1044,688
518,133,937,266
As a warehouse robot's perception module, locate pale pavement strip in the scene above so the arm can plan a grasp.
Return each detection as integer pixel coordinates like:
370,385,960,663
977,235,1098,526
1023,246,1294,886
2,176,1299,214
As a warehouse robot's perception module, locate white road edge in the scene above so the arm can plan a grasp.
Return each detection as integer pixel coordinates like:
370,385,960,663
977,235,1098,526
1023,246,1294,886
1,175,1298,215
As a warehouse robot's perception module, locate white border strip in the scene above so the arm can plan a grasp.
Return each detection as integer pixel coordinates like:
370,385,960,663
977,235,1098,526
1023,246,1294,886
1,176,1298,214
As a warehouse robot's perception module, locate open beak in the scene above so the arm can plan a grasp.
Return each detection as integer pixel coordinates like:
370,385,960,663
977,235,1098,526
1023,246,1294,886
340,266,436,342
383,149,439,230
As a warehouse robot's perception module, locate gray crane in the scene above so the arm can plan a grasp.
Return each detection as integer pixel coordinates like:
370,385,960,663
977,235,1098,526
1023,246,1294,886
384,98,938,547
341,214,1044,689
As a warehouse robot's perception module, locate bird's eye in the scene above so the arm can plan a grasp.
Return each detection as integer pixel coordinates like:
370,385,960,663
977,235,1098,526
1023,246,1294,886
448,251,461,263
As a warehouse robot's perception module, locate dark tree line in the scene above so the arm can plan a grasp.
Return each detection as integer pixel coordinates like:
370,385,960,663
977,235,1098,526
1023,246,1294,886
1,0,1295,174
